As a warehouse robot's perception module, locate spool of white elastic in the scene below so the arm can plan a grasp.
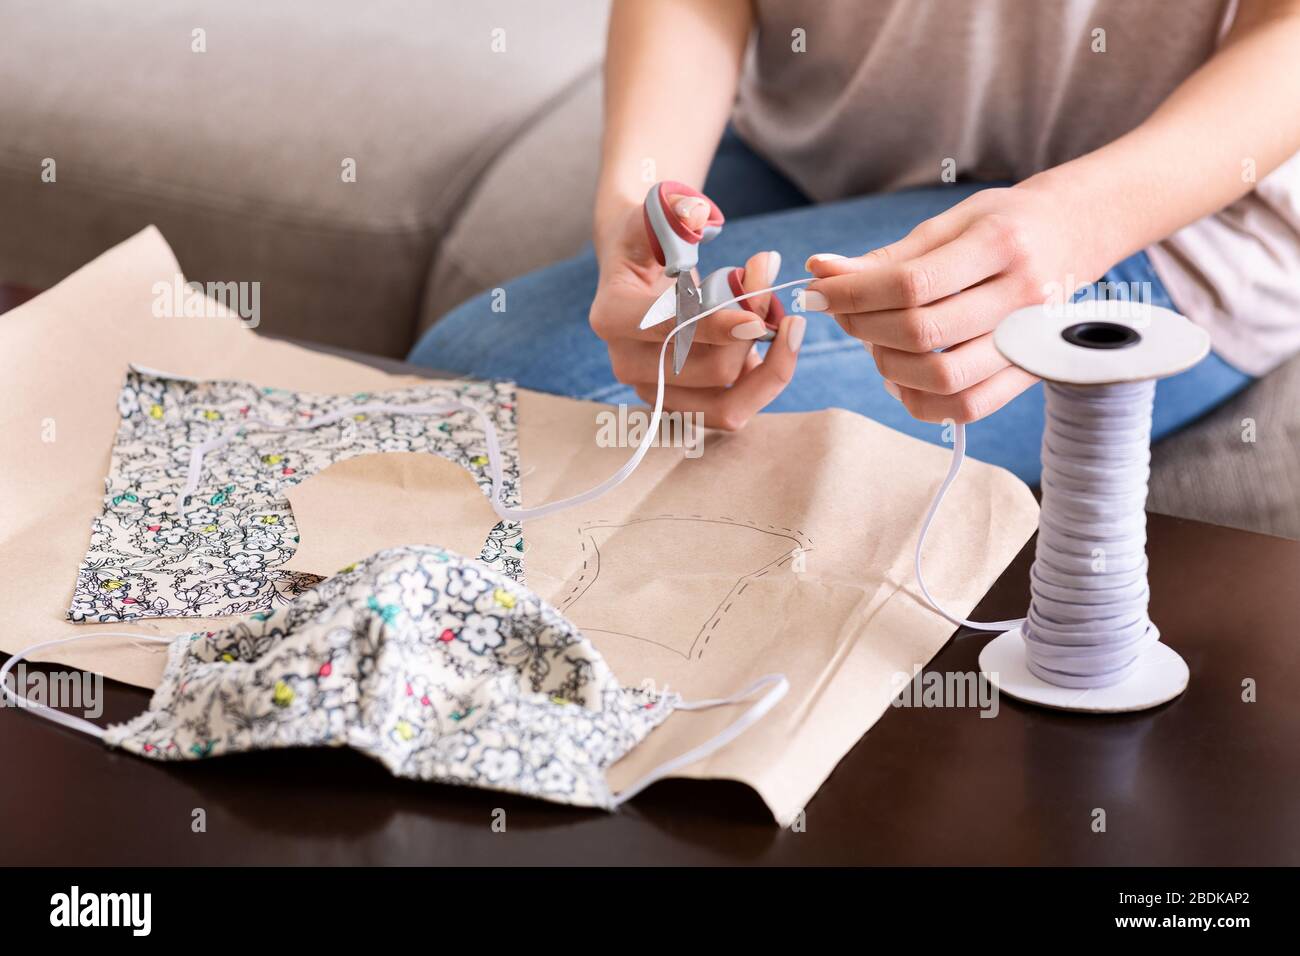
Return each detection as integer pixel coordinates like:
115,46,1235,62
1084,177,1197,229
978,302,1211,713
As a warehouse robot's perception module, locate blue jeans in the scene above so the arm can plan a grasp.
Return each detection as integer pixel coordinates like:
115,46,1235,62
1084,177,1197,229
410,131,1252,484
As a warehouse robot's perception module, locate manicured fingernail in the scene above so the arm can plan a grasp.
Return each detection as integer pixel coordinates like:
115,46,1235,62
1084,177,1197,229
787,315,806,353
882,380,901,400
765,251,782,285
674,198,705,219
802,290,829,311
804,253,845,269
731,320,767,340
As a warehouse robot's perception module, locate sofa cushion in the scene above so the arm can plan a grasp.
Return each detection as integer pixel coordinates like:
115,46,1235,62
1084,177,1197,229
1149,352,1300,539
0,0,609,356
419,68,604,332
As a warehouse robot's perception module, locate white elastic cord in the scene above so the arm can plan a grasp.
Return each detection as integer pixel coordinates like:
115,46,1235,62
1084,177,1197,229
913,421,1026,632
1019,381,1159,687
913,381,1162,689
175,278,814,526
0,632,173,739
609,673,789,808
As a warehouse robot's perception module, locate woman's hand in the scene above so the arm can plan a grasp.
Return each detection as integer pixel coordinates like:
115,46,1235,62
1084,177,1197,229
590,194,806,431
803,181,1108,424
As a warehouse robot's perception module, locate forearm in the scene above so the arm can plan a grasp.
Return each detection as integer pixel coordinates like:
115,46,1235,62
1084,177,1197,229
595,0,751,251
1026,0,1300,278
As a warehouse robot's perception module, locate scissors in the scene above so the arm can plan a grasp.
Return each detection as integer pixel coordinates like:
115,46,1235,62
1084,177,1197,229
639,180,785,375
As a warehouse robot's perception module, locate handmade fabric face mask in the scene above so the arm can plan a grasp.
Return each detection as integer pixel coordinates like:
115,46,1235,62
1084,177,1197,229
10,546,785,809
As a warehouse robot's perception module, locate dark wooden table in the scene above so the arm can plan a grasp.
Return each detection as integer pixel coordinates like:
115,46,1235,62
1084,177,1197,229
2,307,1296,865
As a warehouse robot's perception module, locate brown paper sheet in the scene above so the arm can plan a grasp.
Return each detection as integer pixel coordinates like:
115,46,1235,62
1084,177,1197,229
281,452,501,577
0,227,1038,823
515,397,1038,821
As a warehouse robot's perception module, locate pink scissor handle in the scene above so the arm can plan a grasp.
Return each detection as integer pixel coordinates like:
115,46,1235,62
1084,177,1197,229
700,266,787,335
643,180,724,276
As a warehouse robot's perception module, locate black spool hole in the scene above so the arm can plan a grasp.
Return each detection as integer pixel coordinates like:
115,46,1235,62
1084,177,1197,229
1060,321,1141,350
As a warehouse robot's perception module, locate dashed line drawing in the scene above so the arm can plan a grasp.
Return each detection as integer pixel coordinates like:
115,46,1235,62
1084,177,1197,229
556,515,812,661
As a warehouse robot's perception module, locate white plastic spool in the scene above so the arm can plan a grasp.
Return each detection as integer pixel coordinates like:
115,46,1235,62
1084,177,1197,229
981,302,1210,713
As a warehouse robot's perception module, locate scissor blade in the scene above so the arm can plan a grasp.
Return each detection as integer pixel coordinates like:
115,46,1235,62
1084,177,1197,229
673,273,702,376
639,284,677,330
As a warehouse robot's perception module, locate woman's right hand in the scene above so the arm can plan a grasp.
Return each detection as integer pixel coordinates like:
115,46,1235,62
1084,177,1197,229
589,193,806,431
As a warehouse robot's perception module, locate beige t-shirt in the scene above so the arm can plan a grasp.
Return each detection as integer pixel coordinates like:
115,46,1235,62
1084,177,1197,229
732,0,1300,375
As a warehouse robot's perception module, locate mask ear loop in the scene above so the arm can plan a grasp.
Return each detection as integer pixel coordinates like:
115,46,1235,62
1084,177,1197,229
0,632,173,739
608,673,789,809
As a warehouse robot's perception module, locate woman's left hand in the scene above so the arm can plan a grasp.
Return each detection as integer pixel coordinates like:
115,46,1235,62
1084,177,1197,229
803,181,1110,424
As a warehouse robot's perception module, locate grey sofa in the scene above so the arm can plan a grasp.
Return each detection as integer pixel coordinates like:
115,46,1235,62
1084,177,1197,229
0,0,606,357
1,0,1295,538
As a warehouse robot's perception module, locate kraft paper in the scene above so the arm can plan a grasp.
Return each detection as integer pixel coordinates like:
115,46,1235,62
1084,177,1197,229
0,227,1039,824
281,452,502,578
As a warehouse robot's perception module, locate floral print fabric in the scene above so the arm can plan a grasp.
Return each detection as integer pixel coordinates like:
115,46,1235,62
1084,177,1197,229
70,368,524,623
104,546,673,808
